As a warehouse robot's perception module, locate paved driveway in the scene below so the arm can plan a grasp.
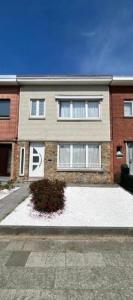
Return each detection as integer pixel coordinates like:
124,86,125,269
0,183,29,222
0,235,133,299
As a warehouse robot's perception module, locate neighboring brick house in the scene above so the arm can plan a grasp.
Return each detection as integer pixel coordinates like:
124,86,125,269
110,77,133,181
17,75,113,184
0,76,19,180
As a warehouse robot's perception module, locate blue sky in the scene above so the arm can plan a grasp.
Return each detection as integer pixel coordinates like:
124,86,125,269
0,0,133,75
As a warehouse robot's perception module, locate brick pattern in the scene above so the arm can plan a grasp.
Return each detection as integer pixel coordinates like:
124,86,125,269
110,86,133,181
0,87,19,180
16,141,112,183
0,87,19,141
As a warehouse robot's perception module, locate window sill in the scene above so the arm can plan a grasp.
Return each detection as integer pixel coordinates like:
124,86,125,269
57,168,103,172
57,118,102,122
124,116,133,118
0,117,10,120
29,117,46,120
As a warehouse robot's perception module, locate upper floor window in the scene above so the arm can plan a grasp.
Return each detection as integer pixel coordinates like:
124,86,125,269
58,100,100,119
0,99,10,117
124,101,133,117
30,99,45,118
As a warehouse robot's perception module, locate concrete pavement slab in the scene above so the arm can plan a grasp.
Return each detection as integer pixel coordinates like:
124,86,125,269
6,251,30,267
6,267,55,289
45,253,65,267
66,252,85,267
102,251,125,267
0,289,16,300
26,252,47,267
0,289,68,300
6,240,25,251
84,252,105,267
0,241,9,250
55,268,79,290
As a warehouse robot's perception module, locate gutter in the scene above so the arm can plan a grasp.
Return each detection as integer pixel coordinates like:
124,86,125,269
16,75,113,86
0,75,17,85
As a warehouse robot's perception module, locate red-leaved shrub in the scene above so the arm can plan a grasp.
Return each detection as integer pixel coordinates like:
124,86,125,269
30,178,66,213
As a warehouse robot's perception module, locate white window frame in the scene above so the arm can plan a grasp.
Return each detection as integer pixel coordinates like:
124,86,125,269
57,143,101,171
57,96,102,120
30,99,45,118
124,100,133,117
19,147,25,176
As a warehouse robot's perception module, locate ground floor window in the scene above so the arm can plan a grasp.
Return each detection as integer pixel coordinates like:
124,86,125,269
58,143,101,170
19,147,25,176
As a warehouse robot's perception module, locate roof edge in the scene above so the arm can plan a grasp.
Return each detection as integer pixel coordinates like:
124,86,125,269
0,75,17,85
16,75,112,85
112,76,133,86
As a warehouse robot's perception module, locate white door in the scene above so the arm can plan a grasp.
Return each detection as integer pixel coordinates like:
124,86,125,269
29,143,44,177
128,143,133,175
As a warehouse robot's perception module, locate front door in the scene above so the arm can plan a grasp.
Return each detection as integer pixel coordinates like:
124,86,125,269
127,143,133,175
29,143,44,177
0,144,12,176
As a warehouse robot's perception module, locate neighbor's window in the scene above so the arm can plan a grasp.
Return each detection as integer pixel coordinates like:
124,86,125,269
59,100,100,119
0,99,10,117
30,99,45,117
58,144,101,170
124,101,133,117
19,147,25,176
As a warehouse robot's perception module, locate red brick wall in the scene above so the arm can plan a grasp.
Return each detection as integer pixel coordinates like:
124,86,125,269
0,86,19,141
110,86,133,181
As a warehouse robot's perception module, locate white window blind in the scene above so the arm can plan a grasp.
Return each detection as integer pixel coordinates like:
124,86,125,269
59,101,70,118
59,144,70,168
59,100,100,119
73,102,86,118
124,101,133,116
58,144,101,170
88,102,99,118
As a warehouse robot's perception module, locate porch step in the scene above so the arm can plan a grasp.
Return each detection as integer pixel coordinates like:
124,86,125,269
0,177,10,183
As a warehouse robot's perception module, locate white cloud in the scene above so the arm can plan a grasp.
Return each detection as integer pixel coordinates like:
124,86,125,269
81,31,97,38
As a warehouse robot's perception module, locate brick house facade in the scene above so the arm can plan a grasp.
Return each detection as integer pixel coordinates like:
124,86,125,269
0,82,19,180
110,85,133,181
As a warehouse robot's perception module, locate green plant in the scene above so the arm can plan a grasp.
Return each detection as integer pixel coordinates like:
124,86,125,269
0,180,14,191
30,178,66,213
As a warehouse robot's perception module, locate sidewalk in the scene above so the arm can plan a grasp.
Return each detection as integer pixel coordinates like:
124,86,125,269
0,235,133,299
0,183,29,222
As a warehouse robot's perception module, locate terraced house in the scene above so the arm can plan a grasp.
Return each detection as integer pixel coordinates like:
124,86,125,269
110,77,133,182
0,76,19,180
17,75,113,183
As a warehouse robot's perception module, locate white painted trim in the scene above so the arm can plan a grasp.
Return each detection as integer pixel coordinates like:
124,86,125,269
57,144,60,169
19,147,25,176
55,95,103,100
99,144,102,169
70,145,73,168
126,143,129,166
